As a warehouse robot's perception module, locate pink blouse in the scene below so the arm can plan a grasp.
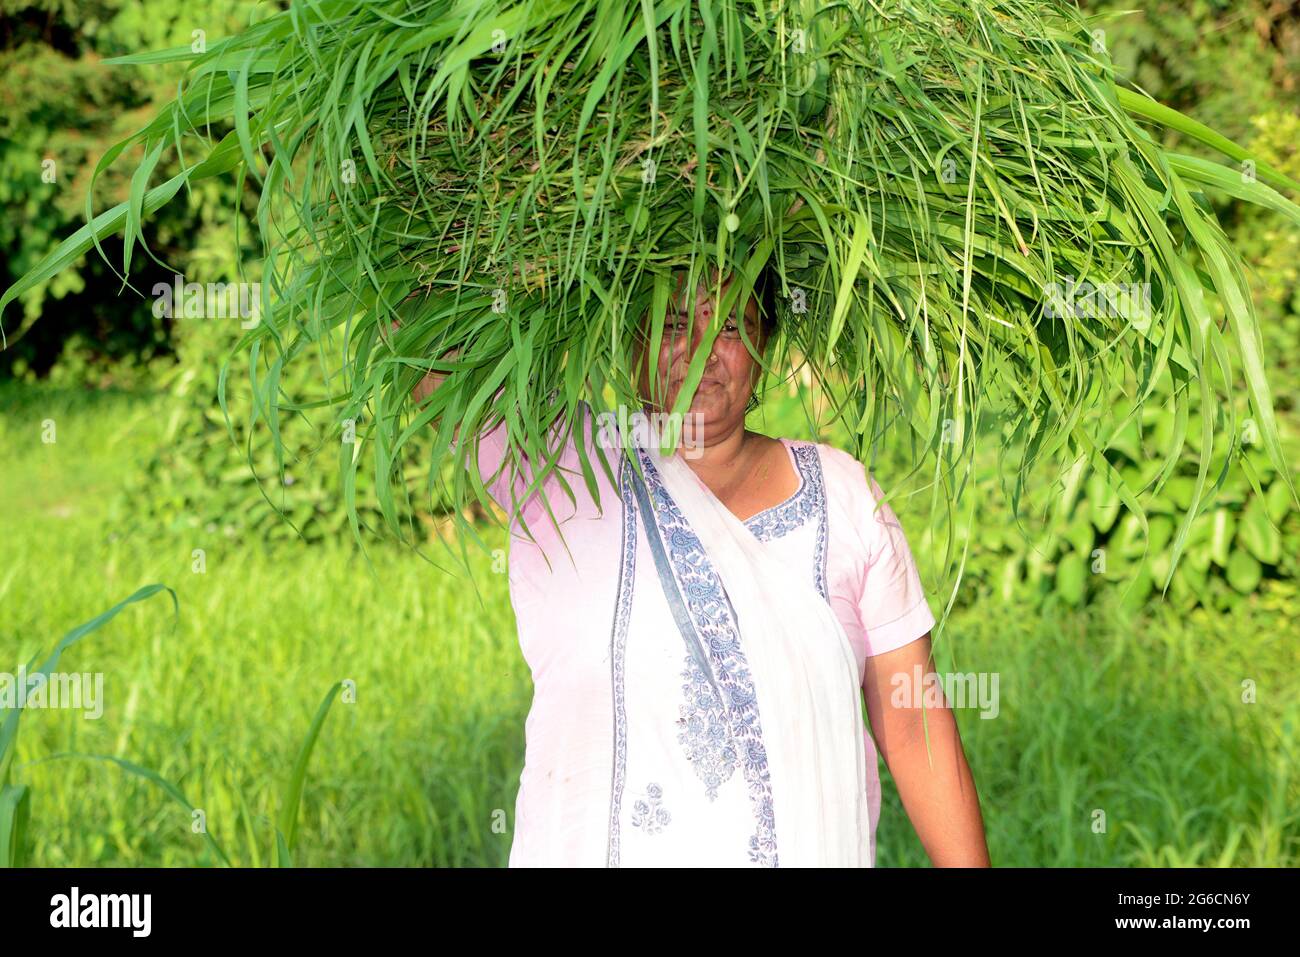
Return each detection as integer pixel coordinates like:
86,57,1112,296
470,403,936,865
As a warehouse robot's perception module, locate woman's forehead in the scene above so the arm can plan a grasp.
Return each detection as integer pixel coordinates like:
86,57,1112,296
669,266,726,296
666,269,757,316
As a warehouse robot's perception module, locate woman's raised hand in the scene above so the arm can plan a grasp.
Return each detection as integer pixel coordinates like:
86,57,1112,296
389,317,460,403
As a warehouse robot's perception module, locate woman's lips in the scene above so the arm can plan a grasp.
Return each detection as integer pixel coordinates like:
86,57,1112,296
672,376,723,388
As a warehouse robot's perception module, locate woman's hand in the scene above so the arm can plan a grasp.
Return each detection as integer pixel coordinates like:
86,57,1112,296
389,318,460,404
861,634,993,867
412,346,460,403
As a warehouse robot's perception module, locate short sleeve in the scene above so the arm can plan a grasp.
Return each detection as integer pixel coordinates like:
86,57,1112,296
456,395,590,528
471,414,529,511
852,470,936,657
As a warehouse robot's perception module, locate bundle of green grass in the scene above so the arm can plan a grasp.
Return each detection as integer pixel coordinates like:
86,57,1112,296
4,0,1299,584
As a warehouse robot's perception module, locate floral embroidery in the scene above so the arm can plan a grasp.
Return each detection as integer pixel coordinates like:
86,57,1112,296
745,443,829,600
675,655,738,799
638,446,779,867
605,440,829,868
631,782,671,834
743,443,811,541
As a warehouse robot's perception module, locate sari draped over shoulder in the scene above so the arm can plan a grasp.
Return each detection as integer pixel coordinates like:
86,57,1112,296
470,401,936,867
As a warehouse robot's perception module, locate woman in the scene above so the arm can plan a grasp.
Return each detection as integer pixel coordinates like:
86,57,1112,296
419,267,991,867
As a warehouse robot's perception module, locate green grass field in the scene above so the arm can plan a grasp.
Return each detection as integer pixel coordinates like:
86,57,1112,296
2,383,1297,866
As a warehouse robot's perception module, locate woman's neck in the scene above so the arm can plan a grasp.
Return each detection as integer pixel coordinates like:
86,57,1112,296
634,402,754,475
679,419,754,478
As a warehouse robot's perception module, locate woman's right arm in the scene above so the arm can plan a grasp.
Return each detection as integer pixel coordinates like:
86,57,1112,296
401,336,530,512
409,345,461,435
400,324,584,524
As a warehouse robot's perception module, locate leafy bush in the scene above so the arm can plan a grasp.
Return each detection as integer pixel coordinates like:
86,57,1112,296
110,316,458,545
925,101,1300,615
0,0,263,376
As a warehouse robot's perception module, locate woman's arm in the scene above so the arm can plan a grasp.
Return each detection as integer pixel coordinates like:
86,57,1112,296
392,324,538,513
861,634,992,866
403,333,460,433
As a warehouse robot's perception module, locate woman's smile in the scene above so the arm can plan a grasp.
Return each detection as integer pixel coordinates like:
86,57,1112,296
670,372,725,390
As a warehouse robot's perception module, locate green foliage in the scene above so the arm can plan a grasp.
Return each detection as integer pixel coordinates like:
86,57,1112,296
934,93,1300,616
5,0,1299,608
0,582,348,868
1221,110,1300,404
875,584,1300,867
1080,1,1300,148
0,0,263,374
0,583,178,866
951,380,1299,614
112,316,449,544
761,337,1300,621
755,345,1300,617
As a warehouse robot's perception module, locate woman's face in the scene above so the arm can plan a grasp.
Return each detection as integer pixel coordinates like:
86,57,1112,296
634,268,765,442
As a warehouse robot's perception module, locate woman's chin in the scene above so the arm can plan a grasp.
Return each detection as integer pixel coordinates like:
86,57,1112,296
651,385,735,427
684,395,737,428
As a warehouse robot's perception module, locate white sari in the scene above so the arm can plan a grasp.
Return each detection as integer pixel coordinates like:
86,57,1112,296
604,422,872,867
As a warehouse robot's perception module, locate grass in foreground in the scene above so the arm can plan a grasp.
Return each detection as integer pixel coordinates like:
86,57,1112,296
1,383,1296,866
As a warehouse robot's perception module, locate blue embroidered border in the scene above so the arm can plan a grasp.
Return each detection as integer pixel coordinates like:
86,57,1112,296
634,448,779,866
605,455,639,867
745,443,829,600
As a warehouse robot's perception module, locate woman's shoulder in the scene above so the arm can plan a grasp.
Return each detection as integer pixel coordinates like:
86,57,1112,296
777,436,862,479
782,438,891,507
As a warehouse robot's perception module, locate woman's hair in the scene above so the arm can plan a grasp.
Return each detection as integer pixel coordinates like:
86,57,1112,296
752,261,781,342
743,262,781,414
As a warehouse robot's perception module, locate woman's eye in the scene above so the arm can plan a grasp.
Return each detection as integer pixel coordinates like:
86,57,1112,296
663,316,743,338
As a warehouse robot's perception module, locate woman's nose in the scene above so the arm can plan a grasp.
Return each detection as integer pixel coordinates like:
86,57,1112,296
675,331,719,372
687,314,718,356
